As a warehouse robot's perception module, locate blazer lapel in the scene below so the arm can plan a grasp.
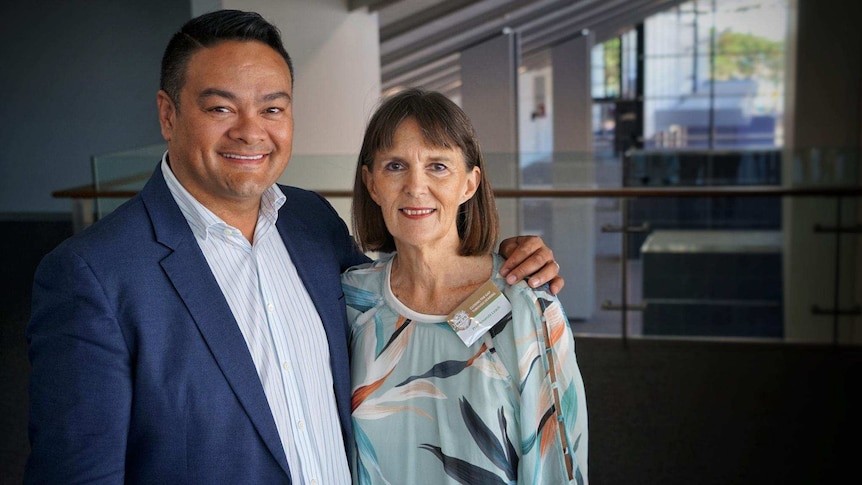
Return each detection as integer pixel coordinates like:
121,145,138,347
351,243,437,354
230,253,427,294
140,167,292,477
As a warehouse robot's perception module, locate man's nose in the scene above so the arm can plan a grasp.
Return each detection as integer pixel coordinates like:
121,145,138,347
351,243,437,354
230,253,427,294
228,113,266,145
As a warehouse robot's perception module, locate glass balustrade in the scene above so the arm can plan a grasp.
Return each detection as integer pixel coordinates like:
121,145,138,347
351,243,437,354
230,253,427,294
84,145,861,345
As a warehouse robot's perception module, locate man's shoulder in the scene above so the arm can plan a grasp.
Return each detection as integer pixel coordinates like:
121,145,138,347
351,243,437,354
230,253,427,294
49,195,156,260
277,184,327,203
276,184,341,220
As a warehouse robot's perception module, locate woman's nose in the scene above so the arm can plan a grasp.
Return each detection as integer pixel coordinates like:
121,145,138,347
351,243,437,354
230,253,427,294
404,168,427,198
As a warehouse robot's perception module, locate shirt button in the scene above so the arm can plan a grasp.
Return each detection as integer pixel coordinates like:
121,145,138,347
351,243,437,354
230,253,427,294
297,420,305,431
282,361,291,371
223,228,233,236
310,480,318,485
267,303,275,312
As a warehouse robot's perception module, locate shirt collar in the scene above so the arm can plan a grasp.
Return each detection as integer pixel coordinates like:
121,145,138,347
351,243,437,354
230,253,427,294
160,151,286,241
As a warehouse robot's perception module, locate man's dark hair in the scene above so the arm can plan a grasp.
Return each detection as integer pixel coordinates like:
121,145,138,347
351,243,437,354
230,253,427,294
160,9,294,104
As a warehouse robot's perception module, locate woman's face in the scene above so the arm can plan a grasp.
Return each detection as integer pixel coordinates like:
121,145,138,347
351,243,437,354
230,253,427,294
363,117,480,253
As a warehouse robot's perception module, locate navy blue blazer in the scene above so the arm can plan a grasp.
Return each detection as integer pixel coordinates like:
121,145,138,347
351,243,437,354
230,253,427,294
25,165,369,484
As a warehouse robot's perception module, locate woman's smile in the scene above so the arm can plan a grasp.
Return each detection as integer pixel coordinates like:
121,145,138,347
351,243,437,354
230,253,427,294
400,207,435,218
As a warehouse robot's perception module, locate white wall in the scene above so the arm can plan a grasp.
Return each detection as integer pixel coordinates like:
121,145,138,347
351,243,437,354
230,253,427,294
222,0,383,226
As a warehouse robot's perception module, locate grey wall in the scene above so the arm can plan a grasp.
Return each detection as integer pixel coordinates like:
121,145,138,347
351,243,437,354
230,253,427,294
0,0,190,215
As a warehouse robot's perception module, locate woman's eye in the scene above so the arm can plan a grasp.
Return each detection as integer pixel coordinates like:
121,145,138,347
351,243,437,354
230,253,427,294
430,163,448,172
384,161,405,171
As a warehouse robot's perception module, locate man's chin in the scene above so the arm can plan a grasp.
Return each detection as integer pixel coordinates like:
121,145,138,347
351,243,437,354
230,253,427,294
221,182,268,201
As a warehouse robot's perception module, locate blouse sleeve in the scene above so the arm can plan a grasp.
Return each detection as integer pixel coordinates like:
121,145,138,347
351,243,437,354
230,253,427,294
506,283,589,484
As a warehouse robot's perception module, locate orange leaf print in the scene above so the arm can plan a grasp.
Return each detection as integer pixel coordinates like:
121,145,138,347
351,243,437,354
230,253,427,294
539,411,559,456
465,343,488,367
352,367,395,411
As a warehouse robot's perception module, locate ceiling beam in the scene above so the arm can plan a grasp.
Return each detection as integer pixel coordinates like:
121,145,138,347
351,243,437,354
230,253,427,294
378,0,691,88
380,0,490,41
381,0,579,81
348,0,402,12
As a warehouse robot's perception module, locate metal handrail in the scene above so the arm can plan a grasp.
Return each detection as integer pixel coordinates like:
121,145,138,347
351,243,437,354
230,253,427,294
54,184,862,199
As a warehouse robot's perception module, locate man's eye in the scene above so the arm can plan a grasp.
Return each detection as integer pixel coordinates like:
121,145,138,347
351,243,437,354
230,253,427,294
208,106,231,113
264,107,284,114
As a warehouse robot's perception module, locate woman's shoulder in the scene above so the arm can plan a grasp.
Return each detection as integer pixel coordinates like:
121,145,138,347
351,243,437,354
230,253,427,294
341,253,394,310
342,252,394,280
490,253,556,302
342,254,396,325
489,253,568,336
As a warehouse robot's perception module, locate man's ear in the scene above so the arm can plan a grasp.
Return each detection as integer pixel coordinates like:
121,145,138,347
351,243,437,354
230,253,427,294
156,90,176,142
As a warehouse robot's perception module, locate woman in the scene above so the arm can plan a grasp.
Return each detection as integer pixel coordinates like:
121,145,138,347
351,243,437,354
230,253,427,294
343,88,588,484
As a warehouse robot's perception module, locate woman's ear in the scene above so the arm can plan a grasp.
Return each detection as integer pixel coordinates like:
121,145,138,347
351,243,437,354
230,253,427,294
362,165,380,205
461,166,481,204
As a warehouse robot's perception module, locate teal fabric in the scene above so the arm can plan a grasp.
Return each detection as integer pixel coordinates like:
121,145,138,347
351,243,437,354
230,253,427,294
343,253,588,484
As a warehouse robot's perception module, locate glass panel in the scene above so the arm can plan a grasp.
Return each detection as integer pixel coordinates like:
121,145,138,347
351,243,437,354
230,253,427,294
517,155,632,337
625,149,782,187
592,37,625,100
637,221,785,338
592,102,616,159
591,42,608,99
620,29,639,100
790,147,860,187
91,143,166,218
644,0,789,149
91,145,358,222
88,142,859,344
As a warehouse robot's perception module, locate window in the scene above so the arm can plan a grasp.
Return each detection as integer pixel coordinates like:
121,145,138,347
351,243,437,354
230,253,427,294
643,0,788,148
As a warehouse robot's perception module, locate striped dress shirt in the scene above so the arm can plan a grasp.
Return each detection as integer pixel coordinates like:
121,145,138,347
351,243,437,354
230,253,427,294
161,156,350,485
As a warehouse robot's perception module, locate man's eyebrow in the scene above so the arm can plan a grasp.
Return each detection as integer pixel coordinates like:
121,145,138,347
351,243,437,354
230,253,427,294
196,89,291,103
198,88,236,101
262,91,292,102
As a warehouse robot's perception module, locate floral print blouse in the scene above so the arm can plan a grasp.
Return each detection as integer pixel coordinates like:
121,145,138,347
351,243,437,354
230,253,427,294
342,253,588,484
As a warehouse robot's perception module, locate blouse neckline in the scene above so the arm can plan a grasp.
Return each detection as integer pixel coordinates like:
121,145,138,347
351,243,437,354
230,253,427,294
382,254,501,324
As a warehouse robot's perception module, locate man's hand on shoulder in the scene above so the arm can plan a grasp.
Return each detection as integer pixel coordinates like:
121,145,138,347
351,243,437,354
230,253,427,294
498,235,564,294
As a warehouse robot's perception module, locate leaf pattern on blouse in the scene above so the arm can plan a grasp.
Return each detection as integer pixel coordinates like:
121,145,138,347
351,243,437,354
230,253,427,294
343,254,588,484
396,342,490,387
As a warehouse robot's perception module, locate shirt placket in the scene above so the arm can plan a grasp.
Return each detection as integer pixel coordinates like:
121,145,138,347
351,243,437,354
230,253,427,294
255,234,324,485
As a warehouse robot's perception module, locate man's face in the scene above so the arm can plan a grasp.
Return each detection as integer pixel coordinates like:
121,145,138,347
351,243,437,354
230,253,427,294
157,40,293,213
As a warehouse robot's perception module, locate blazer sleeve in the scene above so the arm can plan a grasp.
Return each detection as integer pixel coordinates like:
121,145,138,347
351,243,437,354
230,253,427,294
25,246,131,484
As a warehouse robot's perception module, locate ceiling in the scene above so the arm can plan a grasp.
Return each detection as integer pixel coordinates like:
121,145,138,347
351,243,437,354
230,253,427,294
349,0,687,96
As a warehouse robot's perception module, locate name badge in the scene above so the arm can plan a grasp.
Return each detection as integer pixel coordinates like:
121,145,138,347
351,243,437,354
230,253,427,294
446,280,512,346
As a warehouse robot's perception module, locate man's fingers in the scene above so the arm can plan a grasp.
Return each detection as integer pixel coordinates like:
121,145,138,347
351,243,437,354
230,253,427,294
549,275,565,295
498,236,564,293
504,246,555,285
500,236,546,274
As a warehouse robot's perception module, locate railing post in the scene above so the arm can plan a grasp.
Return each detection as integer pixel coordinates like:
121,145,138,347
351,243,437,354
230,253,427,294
601,197,648,346
811,196,862,344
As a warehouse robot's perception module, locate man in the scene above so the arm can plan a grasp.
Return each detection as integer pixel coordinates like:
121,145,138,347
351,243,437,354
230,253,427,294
26,10,562,484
